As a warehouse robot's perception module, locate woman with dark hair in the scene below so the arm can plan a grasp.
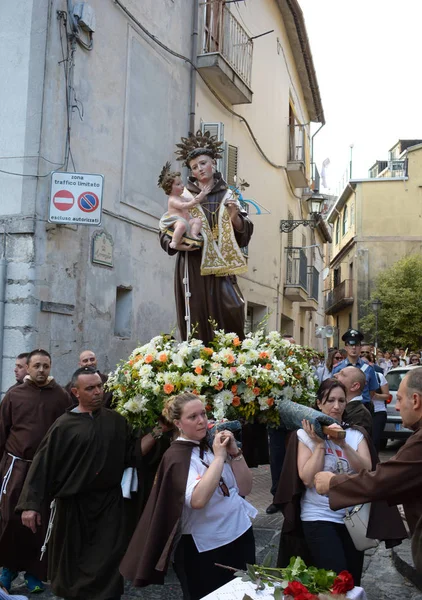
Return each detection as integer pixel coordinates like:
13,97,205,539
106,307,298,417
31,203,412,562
282,379,371,585
316,349,343,383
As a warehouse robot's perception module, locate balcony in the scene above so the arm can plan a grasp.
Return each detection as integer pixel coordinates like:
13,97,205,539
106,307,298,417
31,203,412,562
284,248,308,302
287,123,309,188
325,279,354,315
197,3,253,105
299,266,320,312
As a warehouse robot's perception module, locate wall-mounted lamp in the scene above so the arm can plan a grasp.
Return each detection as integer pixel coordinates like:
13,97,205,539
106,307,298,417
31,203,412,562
280,192,325,233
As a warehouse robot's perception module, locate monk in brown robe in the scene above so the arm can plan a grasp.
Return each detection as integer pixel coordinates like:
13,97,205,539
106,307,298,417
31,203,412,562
18,367,138,600
160,133,253,344
315,367,422,570
0,349,71,593
65,349,113,408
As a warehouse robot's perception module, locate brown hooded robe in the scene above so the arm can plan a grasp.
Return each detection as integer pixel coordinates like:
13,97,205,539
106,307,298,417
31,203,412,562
0,378,70,579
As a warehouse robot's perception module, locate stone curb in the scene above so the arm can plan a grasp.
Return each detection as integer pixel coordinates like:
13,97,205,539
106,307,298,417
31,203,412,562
392,539,422,592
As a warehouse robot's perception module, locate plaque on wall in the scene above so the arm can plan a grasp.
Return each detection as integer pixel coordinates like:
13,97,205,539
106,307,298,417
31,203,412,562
92,230,113,267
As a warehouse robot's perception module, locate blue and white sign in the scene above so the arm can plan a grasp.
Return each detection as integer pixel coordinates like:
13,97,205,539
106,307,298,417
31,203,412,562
49,172,104,225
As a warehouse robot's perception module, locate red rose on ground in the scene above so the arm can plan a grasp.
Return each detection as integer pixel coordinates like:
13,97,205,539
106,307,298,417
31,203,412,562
332,570,354,594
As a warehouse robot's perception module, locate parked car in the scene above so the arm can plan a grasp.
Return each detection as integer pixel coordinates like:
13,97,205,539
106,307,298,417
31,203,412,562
380,366,414,449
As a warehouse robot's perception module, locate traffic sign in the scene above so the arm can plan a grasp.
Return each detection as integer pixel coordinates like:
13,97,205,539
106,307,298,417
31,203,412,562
78,192,99,212
53,189,74,211
49,172,104,225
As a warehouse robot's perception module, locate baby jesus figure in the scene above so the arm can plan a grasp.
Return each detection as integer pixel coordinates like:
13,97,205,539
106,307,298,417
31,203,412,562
158,162,211,249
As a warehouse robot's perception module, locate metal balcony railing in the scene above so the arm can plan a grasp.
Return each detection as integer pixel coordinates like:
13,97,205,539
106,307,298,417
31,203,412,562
308,266,319,301
202,3,253,87
325,279,354,313
285,248,308,291
288,123,306,162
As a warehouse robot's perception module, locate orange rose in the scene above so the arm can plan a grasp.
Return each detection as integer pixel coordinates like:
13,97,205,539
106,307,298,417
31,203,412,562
266,397,274,407
253,387,260,396
145,354,154,364
205,403,212,411
232,396,241,407
265,363,272,370
215,381,224,391
163,383,174,394
194,366,203,375
159,353,168,362
192,389,199,395
231,384,238,394
226,354,235,365
233,337,241,346
259,351,269,359
203,347,213,355
129,360,134,366
246,377,255,388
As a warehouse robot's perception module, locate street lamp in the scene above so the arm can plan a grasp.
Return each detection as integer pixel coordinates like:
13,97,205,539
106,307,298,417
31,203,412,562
280,192,325,233
371,299,382,350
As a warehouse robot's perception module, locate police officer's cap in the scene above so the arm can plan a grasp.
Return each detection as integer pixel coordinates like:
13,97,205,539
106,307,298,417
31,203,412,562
341,328,364,346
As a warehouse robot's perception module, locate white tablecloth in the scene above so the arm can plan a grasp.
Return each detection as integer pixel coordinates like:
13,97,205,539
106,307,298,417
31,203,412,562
200,577,368,599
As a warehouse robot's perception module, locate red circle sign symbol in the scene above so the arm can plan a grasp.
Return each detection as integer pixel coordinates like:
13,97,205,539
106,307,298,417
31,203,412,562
78,192,99,213
53,189,74,211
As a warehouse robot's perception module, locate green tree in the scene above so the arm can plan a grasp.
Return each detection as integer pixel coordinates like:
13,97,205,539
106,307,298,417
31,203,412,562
359,255,422,349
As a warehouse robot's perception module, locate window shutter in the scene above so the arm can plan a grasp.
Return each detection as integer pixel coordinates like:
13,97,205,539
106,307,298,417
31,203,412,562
200,122,225,177
226,144,238,187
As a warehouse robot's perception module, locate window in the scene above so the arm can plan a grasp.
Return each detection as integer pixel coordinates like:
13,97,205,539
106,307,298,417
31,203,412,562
335,220,340,245
114,286,132,338
201,122,225,176
342,206,348,235
350,203,354,230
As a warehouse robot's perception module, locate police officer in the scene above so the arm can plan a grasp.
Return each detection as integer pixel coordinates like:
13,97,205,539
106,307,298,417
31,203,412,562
332,329,378,414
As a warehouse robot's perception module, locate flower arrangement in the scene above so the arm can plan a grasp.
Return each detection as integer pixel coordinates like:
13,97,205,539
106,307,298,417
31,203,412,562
233,556,354,599
106,330,317,429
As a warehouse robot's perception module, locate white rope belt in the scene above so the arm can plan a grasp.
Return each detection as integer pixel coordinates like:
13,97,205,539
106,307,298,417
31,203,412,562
40,499,56,561
0,453,32,497
183,251,191,340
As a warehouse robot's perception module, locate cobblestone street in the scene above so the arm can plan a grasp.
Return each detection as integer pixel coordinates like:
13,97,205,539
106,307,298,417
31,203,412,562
9,456,422,599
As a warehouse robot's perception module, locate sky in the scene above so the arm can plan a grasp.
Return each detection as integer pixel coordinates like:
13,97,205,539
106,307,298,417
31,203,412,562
299,0,422,196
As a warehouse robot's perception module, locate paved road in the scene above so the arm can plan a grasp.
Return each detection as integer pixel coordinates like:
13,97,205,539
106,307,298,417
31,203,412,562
9,440,422,599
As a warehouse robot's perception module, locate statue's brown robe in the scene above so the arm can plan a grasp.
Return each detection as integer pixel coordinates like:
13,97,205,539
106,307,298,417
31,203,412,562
0,379,70,579
17,408,135,600
160,174,254,344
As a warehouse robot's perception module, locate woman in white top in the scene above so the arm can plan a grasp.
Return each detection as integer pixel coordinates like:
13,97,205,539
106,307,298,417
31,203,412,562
163,392,257,600
297,379,372,585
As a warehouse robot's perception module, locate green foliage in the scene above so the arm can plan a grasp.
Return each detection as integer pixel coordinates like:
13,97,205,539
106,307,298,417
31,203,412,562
359,254,422,349
234,557,337,597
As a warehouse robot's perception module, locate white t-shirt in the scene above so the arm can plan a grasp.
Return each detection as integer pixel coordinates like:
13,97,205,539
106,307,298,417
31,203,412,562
180,445,257,552
373,371,388,413
297,428,364,524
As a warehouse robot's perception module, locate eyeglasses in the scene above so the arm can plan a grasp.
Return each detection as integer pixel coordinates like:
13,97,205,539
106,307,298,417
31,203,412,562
333,355,343,360
391,359,399,363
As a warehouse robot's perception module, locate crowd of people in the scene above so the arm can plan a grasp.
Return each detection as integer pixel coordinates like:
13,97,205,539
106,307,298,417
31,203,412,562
0,331,421,599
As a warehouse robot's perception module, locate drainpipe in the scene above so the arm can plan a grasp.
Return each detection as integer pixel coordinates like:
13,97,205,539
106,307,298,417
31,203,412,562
0,256,7,397
189,0,199,133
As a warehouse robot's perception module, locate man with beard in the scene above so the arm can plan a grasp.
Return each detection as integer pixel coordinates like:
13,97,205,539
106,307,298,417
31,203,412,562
18,367,138,600
0,349,70,593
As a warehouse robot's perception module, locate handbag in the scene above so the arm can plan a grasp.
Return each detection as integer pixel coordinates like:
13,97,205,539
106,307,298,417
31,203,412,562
327,440,379,552
343,503,379,551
